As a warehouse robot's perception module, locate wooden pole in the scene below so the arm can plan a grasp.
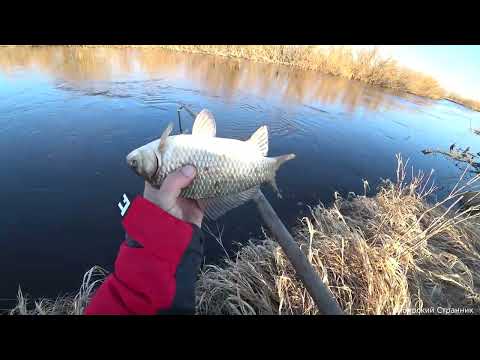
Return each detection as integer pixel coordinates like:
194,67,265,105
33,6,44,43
181,105,344,314
252,191,344,315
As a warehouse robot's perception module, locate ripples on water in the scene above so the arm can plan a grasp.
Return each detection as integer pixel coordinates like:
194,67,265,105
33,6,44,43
0,46,479,299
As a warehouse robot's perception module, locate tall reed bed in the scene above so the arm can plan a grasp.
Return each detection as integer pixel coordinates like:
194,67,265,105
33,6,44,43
158,46,446,100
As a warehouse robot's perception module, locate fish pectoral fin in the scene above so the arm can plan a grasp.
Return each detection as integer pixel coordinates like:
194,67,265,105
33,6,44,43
269,153,296,198
246,125,268,156
199,186,260,221
192,109,216,137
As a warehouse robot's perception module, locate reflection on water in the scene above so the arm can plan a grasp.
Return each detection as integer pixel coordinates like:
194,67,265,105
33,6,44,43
0,46,432,114
1,46,477,301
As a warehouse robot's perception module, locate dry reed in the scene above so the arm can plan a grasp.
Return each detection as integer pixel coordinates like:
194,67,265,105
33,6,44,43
448,93,480,112
196,155,480,314
158,46,447,100
8,266,107,315
8,157,480,315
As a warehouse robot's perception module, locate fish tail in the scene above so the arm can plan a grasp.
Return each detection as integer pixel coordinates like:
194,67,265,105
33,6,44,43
270,153,296,198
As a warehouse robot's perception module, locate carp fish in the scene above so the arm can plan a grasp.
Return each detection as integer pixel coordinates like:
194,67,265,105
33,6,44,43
126,109,295,219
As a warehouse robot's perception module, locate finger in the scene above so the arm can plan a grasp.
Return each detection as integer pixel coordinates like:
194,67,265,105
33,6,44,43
158,165,196,201
197,199,207,212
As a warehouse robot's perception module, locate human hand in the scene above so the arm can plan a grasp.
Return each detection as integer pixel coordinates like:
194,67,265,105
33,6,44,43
143,165,204,227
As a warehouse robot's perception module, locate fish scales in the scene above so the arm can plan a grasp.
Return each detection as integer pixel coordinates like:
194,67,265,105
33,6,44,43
158,135,276,199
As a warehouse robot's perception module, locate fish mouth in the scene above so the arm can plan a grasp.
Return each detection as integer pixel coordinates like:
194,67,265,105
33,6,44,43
126,152,140,173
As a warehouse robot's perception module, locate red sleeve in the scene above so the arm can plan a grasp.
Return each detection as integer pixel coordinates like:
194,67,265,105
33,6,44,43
84,196,204,315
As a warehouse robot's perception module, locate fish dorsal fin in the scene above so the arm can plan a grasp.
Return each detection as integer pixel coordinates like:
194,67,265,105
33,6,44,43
247,125,268,156
158,122,173,151
199,186,260,221
192,109,216,137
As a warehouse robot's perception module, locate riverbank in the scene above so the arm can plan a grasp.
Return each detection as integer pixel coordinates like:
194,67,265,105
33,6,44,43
155,45,479,112
446,94,480,112
2,45,479,112
8,156,480,315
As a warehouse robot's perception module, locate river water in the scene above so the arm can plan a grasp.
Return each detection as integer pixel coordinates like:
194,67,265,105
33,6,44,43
1,46,479,302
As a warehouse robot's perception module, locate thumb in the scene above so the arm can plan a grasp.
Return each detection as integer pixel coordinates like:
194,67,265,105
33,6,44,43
158,165,196,200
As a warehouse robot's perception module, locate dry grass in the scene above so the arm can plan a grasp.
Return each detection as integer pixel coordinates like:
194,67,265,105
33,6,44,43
196,155,480,315
158,46,446,100
9,157,480,315
8,266,107,315
448,93,480,112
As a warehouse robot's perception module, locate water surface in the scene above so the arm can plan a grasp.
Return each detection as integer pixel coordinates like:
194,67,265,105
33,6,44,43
1,46,479,302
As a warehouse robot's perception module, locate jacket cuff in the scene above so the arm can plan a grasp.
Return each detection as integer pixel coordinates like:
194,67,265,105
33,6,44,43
122,196,194,262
